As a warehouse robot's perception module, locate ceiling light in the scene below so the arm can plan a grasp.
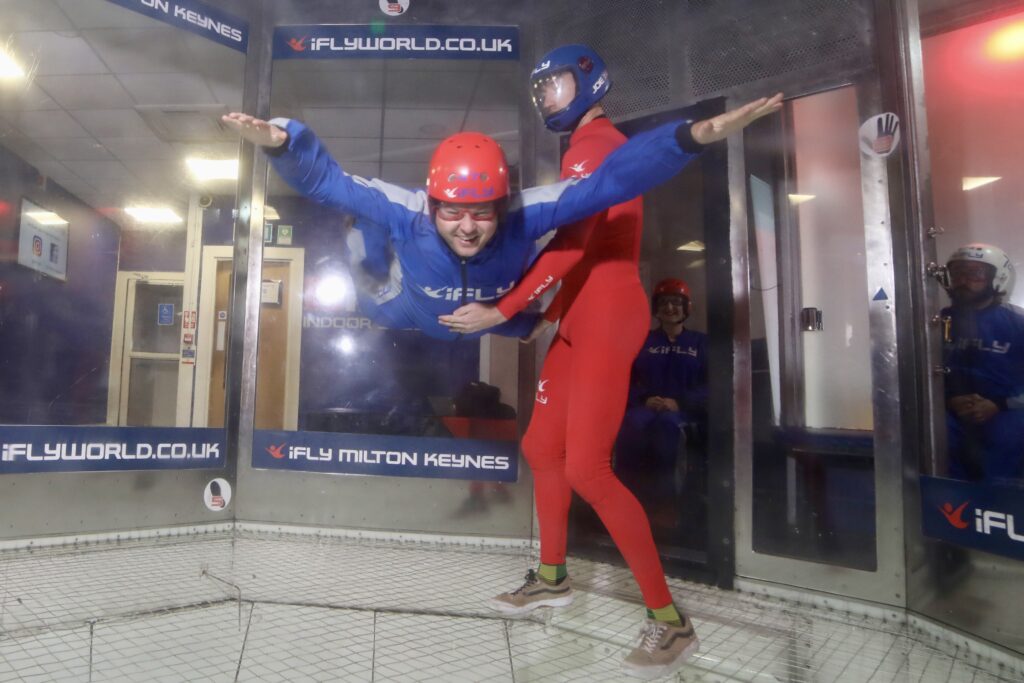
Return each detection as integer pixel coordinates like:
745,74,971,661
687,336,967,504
0,49,25,79
186,157,238,181
264,205,280,220
986,21,1024,61
125,206,183,224
676,240,706,252
26,210,68,226
962,177,1001,191
788,194,816,205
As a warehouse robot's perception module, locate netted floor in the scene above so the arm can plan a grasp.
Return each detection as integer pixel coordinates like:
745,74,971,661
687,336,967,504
0,527,1020,682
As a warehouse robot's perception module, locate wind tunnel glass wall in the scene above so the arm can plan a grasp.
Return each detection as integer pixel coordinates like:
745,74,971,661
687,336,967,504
254,33,524,492
912,7,1024,650
0,0,245,534
746,88,877,571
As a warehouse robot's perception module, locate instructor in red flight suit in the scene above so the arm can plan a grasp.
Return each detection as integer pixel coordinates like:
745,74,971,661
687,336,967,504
439,44,781,679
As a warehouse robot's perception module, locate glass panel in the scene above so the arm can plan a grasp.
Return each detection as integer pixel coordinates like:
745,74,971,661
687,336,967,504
0,0,243,429
923,9,1024,488
127,358,178,427
912,4,1024,657
747,88,877,571
132,283,183,354
263,57,521,437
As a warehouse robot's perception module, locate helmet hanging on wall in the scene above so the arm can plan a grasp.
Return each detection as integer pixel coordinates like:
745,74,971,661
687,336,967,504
946,242,1015,296
426,132,510,204
530,44,611,132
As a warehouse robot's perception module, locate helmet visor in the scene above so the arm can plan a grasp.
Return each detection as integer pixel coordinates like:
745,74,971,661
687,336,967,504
530,69,577,120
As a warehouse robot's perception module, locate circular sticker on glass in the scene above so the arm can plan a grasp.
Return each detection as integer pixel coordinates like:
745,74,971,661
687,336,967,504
859,113,901,158
204,478,232,511
379,0,410,16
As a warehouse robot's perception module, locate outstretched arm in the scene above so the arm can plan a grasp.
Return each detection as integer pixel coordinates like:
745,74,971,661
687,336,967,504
516,94,783,240
221,112,424,236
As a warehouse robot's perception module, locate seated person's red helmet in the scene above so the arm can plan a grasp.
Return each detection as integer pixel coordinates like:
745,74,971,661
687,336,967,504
652,278,691,313
427,132,510,204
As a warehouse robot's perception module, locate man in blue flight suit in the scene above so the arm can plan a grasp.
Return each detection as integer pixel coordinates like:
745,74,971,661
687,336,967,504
221,96,782,341
615,278,708,503
942,243,1024,485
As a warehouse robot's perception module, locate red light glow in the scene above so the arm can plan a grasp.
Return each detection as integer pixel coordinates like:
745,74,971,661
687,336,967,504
986,21,1024,61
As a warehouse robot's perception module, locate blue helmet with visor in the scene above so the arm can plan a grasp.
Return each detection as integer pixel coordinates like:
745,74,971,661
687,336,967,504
530,44,611,132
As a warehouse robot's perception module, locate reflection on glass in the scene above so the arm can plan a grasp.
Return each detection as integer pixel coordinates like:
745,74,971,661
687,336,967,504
923,10,1024,487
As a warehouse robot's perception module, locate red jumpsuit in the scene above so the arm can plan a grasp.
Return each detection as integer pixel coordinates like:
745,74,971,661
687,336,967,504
496,117,673,609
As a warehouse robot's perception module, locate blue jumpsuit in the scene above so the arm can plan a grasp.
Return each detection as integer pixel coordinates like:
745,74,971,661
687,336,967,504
615,327,708,496
265,117,698,340
943,302,1024,483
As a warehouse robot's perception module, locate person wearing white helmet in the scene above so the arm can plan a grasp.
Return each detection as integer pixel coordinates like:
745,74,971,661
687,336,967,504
942,243,1024,484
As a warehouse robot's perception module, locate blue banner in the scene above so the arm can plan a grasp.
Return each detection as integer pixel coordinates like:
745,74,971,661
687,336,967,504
104,0,248,53
274,25,519,60
0,426,225,474
253,430,518,482
921,476,1024,561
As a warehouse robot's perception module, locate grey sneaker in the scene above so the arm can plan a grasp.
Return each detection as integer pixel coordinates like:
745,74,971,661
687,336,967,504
489,569,574,616
622,616,700,679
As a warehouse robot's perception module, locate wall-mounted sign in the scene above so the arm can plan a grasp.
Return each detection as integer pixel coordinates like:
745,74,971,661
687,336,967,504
204,477,232,511
17,198,68,282
253,430,517,482
158,303,175,326
921,476,1024,561
104,0,248,53
379,0,410,16
0,427,225,474
859,113,901,158
274,25,518,60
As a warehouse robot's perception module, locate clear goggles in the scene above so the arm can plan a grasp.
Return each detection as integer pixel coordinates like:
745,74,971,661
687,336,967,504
530,69,578,119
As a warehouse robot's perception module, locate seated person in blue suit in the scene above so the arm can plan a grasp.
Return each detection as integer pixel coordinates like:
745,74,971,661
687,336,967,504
942,243,1024,485
615,278,708,502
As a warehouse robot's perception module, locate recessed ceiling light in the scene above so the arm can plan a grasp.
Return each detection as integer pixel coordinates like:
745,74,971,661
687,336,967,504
186,157,238,181
676,240,706,252
962,177,1001,191
125,206,183,224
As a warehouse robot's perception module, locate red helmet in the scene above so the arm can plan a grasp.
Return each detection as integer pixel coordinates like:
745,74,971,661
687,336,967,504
652,278,691,313
426,132,510,204
653,278,690,300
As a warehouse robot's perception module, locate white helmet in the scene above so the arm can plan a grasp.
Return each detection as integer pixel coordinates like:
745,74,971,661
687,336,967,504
946,243,1015,295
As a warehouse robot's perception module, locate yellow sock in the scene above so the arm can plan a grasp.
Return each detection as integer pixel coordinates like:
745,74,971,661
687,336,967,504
647,603,683,626
537,563,566,584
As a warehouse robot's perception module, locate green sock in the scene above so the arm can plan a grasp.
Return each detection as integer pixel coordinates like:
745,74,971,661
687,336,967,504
537,563,567,585
647,603,683,626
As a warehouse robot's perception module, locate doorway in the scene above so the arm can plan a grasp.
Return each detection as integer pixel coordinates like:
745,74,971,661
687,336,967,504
194,246,304,430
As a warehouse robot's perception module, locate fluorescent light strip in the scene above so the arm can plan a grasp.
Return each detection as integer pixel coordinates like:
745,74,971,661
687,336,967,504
125,206,183,224
962,177,1000,191
26,211,68,226
788,194,816,205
